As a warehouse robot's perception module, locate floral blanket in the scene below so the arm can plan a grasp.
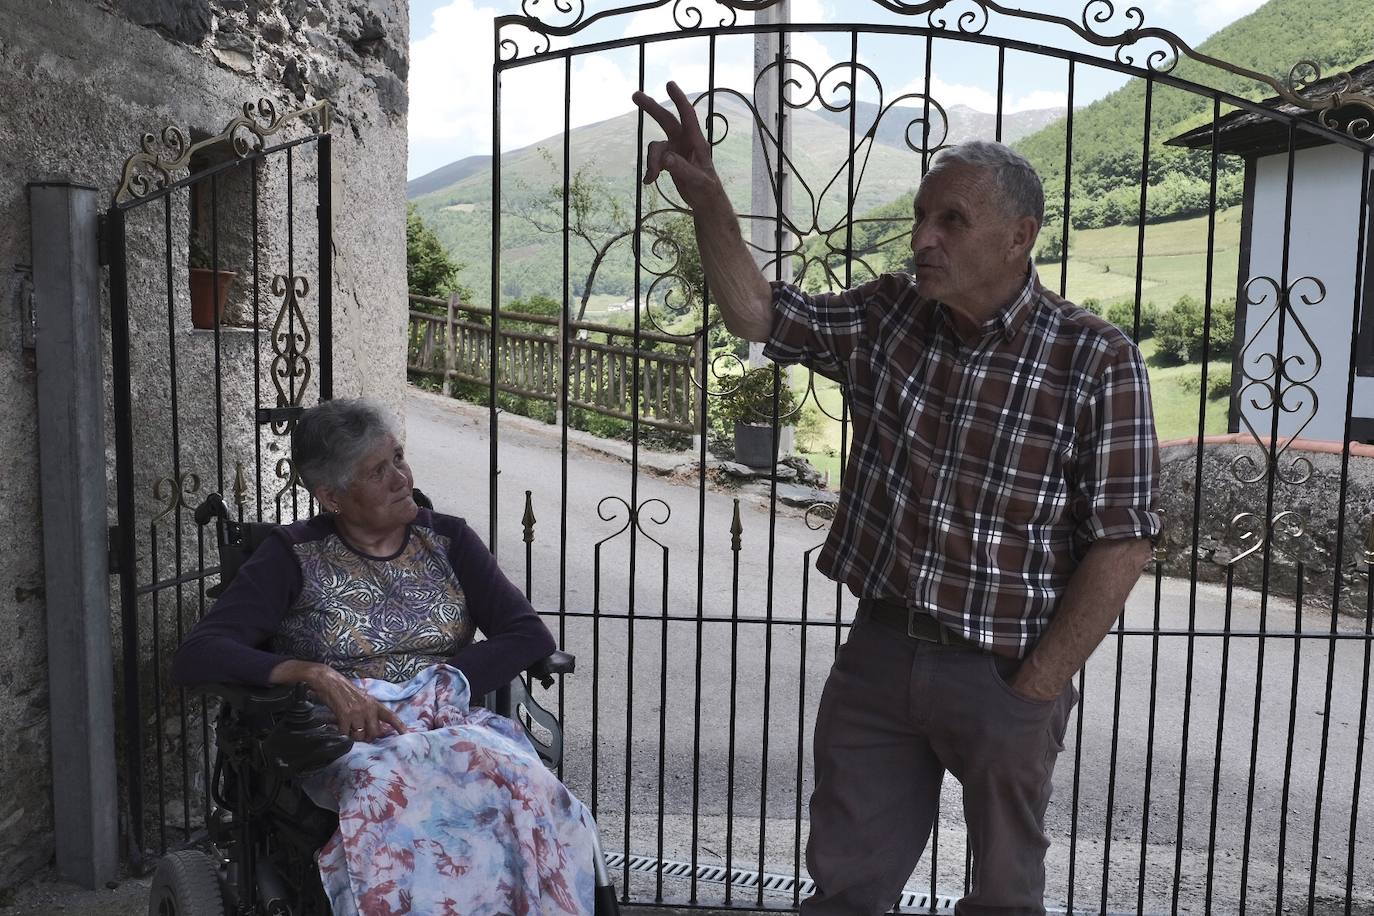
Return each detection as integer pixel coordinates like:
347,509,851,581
302,664,597,915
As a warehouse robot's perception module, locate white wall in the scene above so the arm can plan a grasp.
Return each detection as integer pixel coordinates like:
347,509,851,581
1240,143,1373,442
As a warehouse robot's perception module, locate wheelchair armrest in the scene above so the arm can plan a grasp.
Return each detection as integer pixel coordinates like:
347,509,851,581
192,682,354,776
526,650,575,689
189,682,297,716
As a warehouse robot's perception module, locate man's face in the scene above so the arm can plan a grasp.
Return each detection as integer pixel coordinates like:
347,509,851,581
909,162,1033,315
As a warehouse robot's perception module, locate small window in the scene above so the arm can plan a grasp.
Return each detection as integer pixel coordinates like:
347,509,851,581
186,144,258,328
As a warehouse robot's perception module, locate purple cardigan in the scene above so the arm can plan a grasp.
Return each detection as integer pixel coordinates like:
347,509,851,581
171,508,554,698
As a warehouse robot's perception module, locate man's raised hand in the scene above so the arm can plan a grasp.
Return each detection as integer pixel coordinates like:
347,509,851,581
631,81,720,210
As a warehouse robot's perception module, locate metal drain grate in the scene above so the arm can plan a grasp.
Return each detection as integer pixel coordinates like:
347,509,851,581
601,852,957,910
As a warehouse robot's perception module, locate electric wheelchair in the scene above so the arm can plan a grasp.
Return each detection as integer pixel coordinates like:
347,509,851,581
147,489,619,916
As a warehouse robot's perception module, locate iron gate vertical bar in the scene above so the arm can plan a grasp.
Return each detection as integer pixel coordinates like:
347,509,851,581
1172,92,1224,915
1057,61,1075,300
252,164,263,520
1204,565,1238,912
1328,147,1372,913
994,45,1005,143
1240,118,1301,914
558,51,572,782
1346,558,1374,912
1062,57,1083,914
1275,568,1306,908
689,37,720,902
623,41,647,899
725,498,742,903
318,134,333,401
1130,76,1157,916
286,149,298,520
160,193,180,855
212,173,225,493
167,187,194,847
1136,553,1164,913
107,203,146,872
759,20,790,904
490,21,502,554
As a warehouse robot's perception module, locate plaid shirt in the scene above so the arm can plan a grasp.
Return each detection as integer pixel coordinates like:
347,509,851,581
764,268,1160,658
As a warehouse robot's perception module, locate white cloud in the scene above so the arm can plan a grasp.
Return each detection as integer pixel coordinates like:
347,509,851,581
1193,0,1266,31
1007,89,1069,113
409,0,652,176
889,75,1067,115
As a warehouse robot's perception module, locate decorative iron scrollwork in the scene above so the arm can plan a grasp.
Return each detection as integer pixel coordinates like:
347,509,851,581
272,456,305,505
1224,509,1306,567
495,0,1373,142
1231,275,1325,489
151,471,202,524
270,274,313,436
115,99,332,204
638,59,948,342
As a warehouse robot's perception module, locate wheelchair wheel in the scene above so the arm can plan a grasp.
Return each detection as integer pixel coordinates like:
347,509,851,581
148,849,226,916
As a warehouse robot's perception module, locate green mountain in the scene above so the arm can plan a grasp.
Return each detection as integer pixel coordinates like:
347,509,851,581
1013,0,1374,232
802,0,1374,287
408,96,1062,306
410,0,1374,306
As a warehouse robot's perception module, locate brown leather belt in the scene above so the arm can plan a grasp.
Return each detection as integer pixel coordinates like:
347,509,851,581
859,597,984,651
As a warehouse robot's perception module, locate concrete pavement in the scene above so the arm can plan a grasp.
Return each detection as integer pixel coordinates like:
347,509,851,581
404,386,1374,913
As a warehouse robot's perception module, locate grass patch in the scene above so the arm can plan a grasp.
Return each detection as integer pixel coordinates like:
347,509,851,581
1037,208,1243,308
1138,338,1232,441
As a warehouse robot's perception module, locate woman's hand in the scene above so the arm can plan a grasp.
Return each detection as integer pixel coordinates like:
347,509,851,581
270,659,409,742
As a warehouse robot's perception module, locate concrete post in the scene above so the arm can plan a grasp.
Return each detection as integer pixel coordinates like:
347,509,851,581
750,0,793,370
28,182,118,888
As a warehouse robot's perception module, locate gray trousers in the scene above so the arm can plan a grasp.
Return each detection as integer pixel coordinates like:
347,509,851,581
801,608,1078,916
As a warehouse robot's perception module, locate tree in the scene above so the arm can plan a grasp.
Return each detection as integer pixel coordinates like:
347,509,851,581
407,204,469,300
510,148,697,326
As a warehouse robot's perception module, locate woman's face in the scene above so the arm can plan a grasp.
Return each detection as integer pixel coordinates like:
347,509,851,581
331,433,417,533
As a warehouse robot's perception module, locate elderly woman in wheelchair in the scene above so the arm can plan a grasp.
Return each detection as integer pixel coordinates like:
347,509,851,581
169,398,610,915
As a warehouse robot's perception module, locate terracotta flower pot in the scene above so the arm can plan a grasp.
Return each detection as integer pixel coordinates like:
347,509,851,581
189,267,236,329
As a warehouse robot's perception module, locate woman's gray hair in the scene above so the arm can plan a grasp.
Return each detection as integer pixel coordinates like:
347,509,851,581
926,140,1045,224
291,398,399,493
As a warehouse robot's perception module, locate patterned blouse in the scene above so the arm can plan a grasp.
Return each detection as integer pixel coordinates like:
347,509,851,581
172,509,555,697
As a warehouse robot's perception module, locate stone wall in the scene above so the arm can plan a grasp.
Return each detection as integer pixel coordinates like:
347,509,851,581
0,0,407,889
1154,438,1374,615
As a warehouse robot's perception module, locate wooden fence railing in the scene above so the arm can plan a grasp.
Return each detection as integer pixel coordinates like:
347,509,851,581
407,293,702,434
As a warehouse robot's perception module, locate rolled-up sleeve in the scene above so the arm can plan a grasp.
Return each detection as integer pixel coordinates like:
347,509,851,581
762,279,874,381
1072,339,1162,547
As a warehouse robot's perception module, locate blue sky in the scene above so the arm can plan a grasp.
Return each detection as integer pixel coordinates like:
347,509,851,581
406,0,1268,179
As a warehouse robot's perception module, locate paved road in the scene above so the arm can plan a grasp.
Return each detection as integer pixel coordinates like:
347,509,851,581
406,387,1374,913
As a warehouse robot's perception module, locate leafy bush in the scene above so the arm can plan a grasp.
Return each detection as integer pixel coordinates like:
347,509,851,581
717,366,800,428
1035,226,1065,264
1154,296,1236,364
1207,369,1233,402
1104,300,1161,340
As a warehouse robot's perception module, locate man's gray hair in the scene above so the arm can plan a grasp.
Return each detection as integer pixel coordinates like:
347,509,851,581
927,140,1045,224
291,398,400,493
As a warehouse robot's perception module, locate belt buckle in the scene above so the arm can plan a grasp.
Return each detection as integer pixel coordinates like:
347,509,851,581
906,608,936,643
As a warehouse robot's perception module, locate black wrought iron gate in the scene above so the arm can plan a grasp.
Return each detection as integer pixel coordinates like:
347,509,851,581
106,100,332,870
479,1,1374,912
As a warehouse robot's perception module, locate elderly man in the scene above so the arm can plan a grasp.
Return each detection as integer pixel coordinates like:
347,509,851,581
634,82,1160,914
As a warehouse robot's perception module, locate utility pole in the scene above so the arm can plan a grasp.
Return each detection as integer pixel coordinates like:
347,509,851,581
749,0,792,369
